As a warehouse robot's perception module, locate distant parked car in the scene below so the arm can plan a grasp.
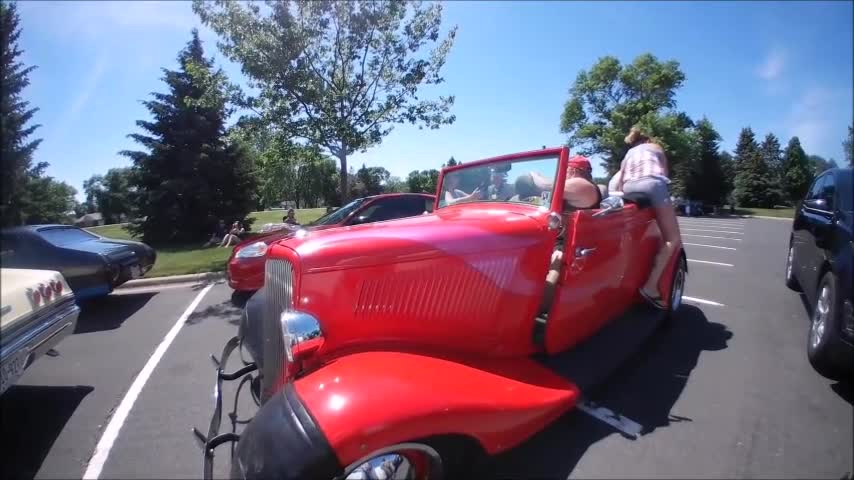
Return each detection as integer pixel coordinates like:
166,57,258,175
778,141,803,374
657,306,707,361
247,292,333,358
1,268,79,395
785,167,853,381
0,225,156,300
227,193,435,293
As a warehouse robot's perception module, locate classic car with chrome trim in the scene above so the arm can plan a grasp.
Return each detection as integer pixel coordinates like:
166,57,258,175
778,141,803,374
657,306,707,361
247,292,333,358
1,268,79,396
0,225,156,300
227,193,435,293
196,146,687,479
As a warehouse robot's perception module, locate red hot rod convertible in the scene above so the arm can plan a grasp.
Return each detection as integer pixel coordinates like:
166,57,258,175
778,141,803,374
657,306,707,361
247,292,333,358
196,146,687,479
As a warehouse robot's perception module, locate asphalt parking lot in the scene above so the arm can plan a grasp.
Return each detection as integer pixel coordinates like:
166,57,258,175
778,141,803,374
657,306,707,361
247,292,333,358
1,216,851,479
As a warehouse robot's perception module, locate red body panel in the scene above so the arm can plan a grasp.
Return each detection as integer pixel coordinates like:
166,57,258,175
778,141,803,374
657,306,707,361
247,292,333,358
294,351,580,465
543,206,660,352
227,193,433,291
284,204,556,357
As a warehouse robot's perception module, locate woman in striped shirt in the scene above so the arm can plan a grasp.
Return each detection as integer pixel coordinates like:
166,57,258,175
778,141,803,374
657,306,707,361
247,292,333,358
614,126,682,308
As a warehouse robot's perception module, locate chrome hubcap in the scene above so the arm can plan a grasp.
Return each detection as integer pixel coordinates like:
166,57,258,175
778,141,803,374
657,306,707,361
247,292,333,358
341,443,441,480
786,247,794,279
344,453,417,480
810,285,830,349
670,262,685,311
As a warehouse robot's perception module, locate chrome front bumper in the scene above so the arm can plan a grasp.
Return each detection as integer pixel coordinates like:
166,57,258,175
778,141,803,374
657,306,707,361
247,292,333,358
0,299,80,395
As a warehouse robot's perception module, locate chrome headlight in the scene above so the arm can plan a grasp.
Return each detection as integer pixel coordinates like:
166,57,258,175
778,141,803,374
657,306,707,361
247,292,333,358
280,310,324,362
235,241,268,259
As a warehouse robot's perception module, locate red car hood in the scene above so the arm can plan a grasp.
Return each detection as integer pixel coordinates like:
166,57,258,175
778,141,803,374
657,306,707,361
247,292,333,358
272,203,551,272
233,223,338,251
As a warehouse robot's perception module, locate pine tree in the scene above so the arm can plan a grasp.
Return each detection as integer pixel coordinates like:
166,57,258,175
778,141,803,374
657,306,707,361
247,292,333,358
690,118,726,206
120,30,257,244
1,2,42,226
781,136,814,204
733,127,775,208
759,133,783,205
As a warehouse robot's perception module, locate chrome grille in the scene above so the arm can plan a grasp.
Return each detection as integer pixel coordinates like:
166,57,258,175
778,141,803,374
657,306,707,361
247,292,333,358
261,258,294,401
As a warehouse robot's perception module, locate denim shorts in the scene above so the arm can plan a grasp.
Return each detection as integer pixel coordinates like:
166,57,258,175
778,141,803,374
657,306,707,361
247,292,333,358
623,176,672,207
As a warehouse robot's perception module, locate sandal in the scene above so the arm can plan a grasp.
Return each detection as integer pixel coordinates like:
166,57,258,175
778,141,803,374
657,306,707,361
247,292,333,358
639,287,666,310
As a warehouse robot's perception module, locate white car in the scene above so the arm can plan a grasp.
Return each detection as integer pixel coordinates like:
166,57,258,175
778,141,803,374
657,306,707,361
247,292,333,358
0,268,79,395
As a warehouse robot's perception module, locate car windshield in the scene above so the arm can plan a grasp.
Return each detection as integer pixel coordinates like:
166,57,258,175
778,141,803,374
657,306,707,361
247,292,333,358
38,227,99,246
309,198,367,226
436,154,560,209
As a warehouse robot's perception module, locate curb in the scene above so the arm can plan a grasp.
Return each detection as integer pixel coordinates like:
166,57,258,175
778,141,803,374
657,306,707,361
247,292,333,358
118,271,225,289
747,215,793,221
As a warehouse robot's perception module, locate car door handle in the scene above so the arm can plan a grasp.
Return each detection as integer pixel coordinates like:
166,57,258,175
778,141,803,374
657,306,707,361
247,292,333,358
575,247,597,258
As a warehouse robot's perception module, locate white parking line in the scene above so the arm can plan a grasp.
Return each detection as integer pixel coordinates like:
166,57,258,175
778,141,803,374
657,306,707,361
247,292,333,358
112,283,201,295
83,284,214,480
679,221,744,228
683,296,726,307
683,234,742,241
684,243,737,250
681,228,743,234
688,259,734,267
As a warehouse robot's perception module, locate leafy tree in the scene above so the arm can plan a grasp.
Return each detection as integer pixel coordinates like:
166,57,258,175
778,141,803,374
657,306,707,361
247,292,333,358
844,125,853,167
781,136,814,203
21,175,77,224
444,156,458,167
383,175,407,193
355,164,390,197
82,168,135,223
688,117,726,205
407,169,439,194
194,0,457,202
733,127,776,207
82,174,103,214
559,53,686,174
808,155,838,175
121,30,257,244
1,2,43,226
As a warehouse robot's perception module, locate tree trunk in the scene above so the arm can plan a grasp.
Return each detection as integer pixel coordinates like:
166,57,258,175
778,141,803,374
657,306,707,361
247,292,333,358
336,145,348,204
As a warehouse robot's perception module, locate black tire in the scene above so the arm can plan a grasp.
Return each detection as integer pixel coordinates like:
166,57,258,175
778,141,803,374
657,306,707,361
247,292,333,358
784,241,801,291
807,271,851,381
663,254,687,324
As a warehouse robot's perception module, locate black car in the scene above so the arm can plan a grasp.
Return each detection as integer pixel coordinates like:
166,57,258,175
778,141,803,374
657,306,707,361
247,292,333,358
0,225,156,300
785,167,853,380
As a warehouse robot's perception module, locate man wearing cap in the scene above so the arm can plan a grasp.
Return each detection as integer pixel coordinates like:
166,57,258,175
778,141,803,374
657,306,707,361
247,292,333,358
530,155,602,210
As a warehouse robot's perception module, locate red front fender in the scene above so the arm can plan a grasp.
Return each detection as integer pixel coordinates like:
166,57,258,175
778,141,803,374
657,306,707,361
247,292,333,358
294,351,579,466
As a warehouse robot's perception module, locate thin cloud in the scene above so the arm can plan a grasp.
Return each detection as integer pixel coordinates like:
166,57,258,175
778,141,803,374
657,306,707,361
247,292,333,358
52,53,110,140
756,48,786,81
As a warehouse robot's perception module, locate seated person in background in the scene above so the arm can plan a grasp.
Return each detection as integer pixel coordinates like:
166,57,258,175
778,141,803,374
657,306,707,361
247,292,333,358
203,219,227,247
220,221,245,247
283,208,300,225
487,165,516,201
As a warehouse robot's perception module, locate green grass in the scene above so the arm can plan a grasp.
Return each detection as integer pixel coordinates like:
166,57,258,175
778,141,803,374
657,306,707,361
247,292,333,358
734,207,796,218
84,208,331,278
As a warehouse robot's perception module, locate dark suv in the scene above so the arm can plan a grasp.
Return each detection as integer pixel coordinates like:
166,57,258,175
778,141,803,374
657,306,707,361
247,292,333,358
785,167,853,380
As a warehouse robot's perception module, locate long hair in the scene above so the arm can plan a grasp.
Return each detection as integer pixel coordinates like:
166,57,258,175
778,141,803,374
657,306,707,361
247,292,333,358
624,126,652,147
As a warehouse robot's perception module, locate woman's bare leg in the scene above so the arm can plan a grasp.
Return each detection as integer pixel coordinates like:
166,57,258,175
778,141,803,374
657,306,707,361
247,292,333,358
642,203,682,295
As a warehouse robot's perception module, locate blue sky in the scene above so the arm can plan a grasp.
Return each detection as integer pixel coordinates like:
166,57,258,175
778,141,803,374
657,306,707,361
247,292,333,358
16,1,853,200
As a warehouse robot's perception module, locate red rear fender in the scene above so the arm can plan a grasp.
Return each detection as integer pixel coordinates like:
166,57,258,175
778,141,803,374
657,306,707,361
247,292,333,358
293,351,579,466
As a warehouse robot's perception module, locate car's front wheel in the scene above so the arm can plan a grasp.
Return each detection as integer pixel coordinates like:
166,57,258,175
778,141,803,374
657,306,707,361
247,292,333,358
785,242,801,291
340,437,479,480
807,271,850,381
